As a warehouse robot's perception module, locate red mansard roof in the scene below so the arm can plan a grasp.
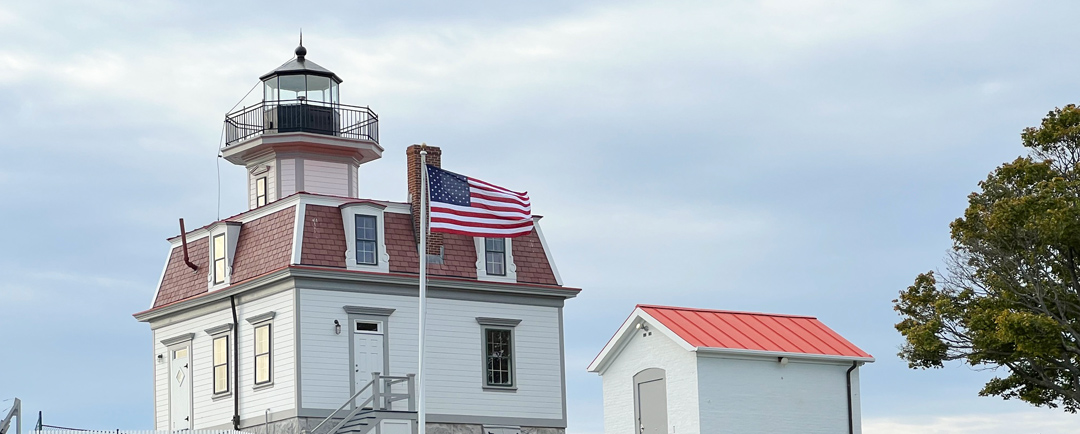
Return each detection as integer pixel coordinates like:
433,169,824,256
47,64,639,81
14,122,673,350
149,196,564,312
640,305,872,359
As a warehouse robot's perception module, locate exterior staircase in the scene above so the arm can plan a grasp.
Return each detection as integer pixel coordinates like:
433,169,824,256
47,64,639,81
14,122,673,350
307,374,416,434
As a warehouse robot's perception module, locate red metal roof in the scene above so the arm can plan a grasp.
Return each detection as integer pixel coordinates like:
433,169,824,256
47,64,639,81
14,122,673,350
640,305,872,359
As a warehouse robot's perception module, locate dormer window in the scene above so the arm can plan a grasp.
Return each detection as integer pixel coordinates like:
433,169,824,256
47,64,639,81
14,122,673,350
212,234,226,285
355,215,378,265
255,177,267,207
485,238,506,276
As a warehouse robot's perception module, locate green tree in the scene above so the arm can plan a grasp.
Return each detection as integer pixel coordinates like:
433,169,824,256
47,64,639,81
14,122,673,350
895,105,1080,411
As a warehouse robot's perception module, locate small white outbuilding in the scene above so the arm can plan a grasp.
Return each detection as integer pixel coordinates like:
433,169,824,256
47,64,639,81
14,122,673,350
587,305,874,434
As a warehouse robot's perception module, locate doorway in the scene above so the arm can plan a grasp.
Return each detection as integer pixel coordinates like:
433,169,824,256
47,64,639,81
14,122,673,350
352,320,385,407
634,368,668,434
169,345,192,430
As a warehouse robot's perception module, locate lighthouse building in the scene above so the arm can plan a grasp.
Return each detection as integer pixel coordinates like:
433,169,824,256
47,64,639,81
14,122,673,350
134,44,576,434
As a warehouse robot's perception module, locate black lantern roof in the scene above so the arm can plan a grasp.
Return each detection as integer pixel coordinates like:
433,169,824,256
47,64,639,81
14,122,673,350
259,44,342,83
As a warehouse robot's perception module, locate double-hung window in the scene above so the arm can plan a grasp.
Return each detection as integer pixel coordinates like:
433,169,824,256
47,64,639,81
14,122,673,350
212,335,229,395
212,234,226,284
254,323,272,385
355,215,377,265
484,327,513,387
485,238,506,276
255,177,267,207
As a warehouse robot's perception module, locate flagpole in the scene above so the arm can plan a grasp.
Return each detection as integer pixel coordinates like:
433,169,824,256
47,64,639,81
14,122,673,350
418,148,428,434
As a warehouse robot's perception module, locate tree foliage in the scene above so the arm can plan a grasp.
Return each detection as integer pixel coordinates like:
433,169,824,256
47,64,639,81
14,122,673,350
895,104,1080,411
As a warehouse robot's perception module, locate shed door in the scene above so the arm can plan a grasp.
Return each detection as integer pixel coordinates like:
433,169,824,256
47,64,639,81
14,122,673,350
634,368,668,434
169,345,192,430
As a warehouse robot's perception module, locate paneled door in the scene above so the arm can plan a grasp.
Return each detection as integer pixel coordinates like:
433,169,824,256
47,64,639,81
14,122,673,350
353,320,385,407
634,368,668,434
169,345,192,430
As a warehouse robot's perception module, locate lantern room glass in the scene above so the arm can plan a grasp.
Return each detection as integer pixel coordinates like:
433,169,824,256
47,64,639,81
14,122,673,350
262,74,339,104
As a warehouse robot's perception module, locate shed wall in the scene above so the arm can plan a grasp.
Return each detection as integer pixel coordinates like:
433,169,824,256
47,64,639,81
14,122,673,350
600,330,699,434
696,355,861,434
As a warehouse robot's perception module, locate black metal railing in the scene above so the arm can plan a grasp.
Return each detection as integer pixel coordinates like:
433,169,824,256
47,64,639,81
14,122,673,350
224,99,379,146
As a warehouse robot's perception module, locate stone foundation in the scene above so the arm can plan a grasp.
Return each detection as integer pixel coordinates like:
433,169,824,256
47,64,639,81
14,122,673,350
427,423,482,434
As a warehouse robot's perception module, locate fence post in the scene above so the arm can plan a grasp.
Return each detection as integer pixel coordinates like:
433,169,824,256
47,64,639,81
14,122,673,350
406,374,416,412
370,372,382,410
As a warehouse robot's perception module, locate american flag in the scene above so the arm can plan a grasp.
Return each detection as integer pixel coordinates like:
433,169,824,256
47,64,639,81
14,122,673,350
426,165,534,238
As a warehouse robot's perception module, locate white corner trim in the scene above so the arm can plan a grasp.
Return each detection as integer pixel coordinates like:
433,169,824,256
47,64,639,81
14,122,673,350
586,307,695,374
340,203,390,273
475,237,517,283
150,241,176,309
291,201,306,265
531,217,562,286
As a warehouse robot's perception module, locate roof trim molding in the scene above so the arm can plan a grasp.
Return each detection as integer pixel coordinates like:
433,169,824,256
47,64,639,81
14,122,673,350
161,333,195,346
246,311,277,324
476,317,522,327
343,306,396,316
531,216,563,286
205,323,233,335
697,347,875,363
587,307,694,374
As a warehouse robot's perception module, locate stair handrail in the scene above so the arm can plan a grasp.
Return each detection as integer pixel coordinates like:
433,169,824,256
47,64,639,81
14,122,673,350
306,381,374,434
0,398,20,434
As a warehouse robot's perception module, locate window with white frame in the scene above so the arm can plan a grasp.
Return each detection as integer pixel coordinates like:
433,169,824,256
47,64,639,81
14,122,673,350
212,335,229,395
254,323,271,385
255,177,267,207
485,238,506,276
212,234,226,285
355,215,377,265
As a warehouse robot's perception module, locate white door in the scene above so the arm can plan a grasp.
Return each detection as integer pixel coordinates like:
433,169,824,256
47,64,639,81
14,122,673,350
170,345,192,430
353,320,385,407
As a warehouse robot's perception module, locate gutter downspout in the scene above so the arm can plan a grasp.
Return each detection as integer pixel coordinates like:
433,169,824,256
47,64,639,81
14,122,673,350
230,295,241,431
846,361,859,434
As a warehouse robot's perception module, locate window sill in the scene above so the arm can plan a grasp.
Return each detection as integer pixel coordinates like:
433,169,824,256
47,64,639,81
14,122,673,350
253,382,274,391
211,392,232,401
482,386,517,392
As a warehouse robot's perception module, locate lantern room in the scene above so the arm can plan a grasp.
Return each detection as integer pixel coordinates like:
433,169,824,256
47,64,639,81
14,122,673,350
220,41,383,210
260,44,341,104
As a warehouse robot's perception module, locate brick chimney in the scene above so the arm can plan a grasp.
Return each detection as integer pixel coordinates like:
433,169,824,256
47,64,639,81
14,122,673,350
407,144,444,256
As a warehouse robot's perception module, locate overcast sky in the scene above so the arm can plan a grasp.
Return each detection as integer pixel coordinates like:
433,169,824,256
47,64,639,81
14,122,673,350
3,1,1080,433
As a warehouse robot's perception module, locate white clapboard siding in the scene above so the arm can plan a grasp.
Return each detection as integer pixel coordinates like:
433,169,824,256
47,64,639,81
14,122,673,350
248,159,277,209
601,327,700,434
154,338,168,429
298,288,564,421
153,290,295,430
303,160,348,197
235,291,296,420
279,159,295,197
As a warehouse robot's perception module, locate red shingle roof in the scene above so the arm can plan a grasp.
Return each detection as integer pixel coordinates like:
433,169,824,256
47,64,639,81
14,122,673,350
149,195,564,312
154,236,208,307
512,230,558,285
230,206,296,282
300,205,347,267
641,305,872,359
385,212,477,279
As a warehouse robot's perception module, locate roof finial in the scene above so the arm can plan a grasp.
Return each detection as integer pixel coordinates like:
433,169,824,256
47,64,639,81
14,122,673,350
295,29,307,61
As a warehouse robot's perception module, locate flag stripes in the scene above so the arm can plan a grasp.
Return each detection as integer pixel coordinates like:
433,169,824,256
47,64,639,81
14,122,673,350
426,165,533,238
